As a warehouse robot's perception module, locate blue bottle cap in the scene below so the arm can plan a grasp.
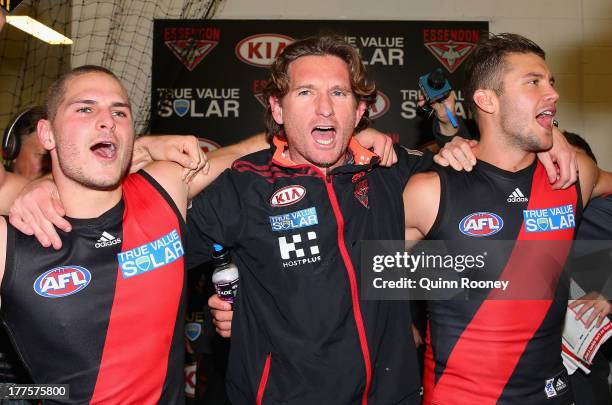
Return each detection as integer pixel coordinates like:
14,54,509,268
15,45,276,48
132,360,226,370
213,243,224,252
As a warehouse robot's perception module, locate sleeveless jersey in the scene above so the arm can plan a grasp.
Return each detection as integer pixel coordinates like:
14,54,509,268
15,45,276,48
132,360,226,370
423,159,582,405
1,171,187,404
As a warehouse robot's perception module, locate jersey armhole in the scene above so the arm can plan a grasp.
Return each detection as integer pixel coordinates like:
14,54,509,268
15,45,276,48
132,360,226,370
424,168,446,239
136,170,188,238
574,177,584,231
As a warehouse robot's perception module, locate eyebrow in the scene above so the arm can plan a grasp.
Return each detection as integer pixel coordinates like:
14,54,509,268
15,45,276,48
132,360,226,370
525,72,555,84
69,99,132,110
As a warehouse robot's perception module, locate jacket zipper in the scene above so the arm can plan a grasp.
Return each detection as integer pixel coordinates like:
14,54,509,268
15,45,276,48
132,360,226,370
323,174,372,405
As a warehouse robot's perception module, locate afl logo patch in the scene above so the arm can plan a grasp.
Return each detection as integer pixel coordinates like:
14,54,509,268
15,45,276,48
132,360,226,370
34,266,92,298
270,185,306,207
459,212,503,237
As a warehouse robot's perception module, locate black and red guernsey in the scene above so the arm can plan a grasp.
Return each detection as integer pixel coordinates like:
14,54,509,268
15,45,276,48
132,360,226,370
423,159,582,405
1,171,187,404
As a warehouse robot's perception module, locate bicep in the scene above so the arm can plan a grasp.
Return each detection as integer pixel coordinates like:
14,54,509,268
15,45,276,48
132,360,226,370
403,172,440,240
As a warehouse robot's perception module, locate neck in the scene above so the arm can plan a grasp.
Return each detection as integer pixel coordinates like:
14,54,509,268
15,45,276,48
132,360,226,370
54,171,123,219
475,124,536,172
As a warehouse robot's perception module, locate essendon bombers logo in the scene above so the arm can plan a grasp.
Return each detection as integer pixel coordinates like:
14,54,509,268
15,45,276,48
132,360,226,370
165,38,218,71
198,138,220,153
236,34,294,67
369,91,390,120
424,41,475,73
354,178,369,208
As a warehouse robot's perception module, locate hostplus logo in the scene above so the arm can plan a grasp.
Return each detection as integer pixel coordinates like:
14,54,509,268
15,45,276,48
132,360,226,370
278,231,321,268
95,231,122,248
507,187,528,203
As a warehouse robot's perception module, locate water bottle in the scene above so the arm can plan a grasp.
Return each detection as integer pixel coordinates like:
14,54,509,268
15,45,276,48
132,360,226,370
211,243,239,304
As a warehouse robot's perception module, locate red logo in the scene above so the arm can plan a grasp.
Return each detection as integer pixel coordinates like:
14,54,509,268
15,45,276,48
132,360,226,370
198,138,220,153
354,178,369,208
424,41,476,73
165,39,218,71
270,185,306,207
252,79,269,107
369,91,390,120
236,34,294,67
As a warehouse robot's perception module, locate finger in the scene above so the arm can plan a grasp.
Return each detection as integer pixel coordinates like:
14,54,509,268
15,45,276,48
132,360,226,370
39,219,63,250
568,300,582,309
596,312,605,328
45,201,71,233
18,204,51,247
574,303,590,321
433,154,450,167
583,310,598,328
215,328,231,338
537,153,558,185
8,214,34,235
208,294,232,311
447,147,471,171
51,193,67,218
8,207,34,235
565,156,578,189
458,142,477,167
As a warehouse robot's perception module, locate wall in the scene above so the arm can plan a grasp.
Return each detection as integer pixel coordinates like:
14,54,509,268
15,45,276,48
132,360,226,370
215,0,612,170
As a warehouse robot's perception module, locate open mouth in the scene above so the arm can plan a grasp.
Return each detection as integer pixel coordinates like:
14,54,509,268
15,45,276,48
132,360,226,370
536,109,556,129
311,126,336,146
90,141,117,159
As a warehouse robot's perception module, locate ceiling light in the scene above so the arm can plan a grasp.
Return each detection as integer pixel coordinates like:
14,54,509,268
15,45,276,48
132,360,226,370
6,16,72,45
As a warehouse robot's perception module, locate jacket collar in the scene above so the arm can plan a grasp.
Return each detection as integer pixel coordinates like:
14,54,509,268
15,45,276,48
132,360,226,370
271,135,378,172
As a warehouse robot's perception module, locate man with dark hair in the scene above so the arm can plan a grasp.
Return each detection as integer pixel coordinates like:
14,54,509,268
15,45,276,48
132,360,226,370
403,32,612,404
0,64,269,403
2,106,50,180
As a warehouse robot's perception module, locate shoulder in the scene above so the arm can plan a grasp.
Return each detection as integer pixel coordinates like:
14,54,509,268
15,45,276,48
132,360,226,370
229,148,274,169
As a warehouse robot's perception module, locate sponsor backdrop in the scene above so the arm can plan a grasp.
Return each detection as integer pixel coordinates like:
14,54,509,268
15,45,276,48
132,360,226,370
151,20,488,150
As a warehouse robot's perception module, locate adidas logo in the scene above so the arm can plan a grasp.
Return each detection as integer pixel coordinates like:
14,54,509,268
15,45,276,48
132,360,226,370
95,231,122,248
507,187,528,203
555,378,567,391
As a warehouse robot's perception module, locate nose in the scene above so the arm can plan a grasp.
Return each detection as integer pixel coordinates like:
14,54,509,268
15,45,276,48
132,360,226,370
545,84,559,103
315,93,334,117
97,109,116,132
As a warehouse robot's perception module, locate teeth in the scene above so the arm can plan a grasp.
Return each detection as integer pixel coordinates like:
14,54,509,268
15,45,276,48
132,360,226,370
314,138,333,145
315,126,334,131
538,111,553,117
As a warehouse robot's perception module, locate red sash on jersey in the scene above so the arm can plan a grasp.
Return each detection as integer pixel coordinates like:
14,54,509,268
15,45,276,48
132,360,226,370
90,173,184,403
424,162,578,405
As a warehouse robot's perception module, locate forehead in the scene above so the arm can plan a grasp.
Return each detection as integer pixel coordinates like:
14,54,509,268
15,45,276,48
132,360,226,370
503,52,551,77
287,55,351,85
62,72,129,103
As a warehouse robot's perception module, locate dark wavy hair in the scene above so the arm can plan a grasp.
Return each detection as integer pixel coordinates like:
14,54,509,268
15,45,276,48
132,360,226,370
464,33,545,118
263,35,377,143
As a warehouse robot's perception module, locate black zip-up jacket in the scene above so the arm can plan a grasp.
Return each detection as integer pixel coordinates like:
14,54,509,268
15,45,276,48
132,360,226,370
187,136,433,405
